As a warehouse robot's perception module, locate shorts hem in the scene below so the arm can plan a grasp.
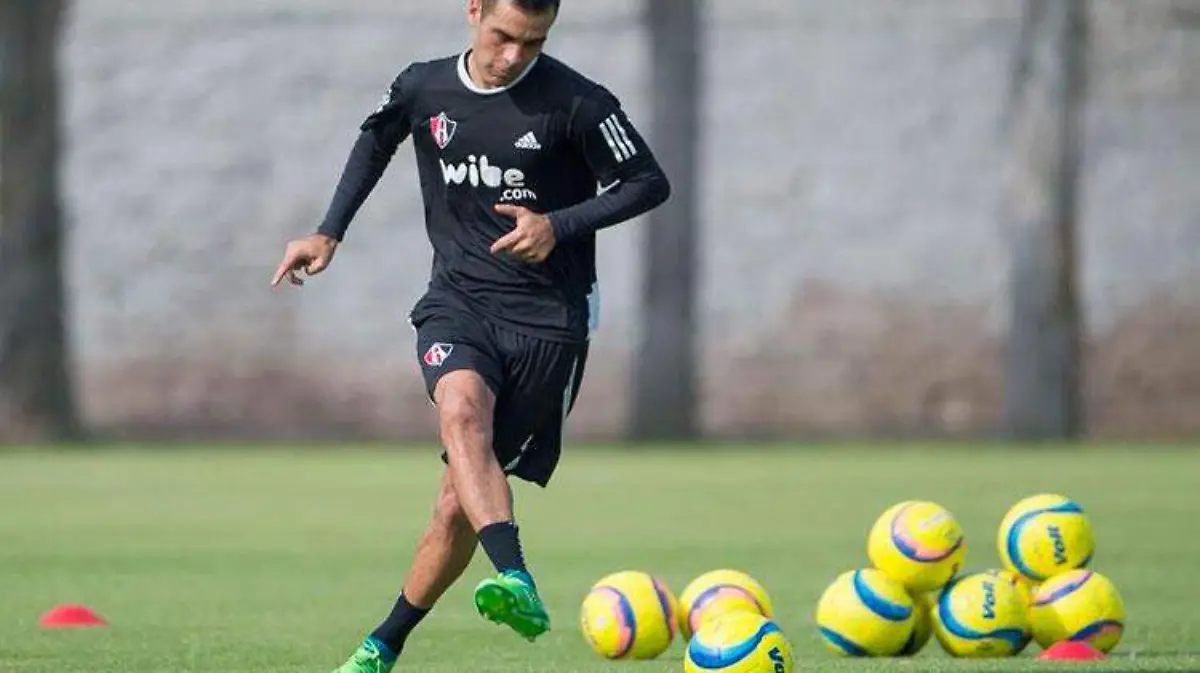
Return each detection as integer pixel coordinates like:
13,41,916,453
423,362,502,404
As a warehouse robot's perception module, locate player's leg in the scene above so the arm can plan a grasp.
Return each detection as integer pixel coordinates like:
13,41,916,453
403,469,508,609
433,368,550,640
469,329,587,637
409,313,550,640
434,370,513,534
332,470,487,673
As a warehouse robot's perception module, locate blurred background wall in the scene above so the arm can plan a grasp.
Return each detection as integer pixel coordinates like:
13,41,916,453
28,0,1200,441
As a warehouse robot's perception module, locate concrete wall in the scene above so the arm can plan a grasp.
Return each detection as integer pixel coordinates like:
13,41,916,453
61,0,1200,440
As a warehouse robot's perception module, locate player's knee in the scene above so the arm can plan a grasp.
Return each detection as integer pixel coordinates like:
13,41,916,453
438,397,488,445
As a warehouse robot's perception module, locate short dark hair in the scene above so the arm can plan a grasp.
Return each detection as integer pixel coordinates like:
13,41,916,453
482,0,560,16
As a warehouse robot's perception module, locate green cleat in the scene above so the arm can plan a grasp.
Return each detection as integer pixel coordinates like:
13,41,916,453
473,570,550,641
332,638,396,673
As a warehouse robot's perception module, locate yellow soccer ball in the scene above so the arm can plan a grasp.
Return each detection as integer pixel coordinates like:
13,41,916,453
679,569,775,640
868,501,966,592
1029,569,1125,654
815,568,916,657
897,590,935,656
580,570,679,659
998,493,1095,582
932,572,1032,658
982,568,1036,610
684,610,793,673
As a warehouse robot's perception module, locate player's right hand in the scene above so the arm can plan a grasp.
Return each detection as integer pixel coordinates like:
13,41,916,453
271,233,338,287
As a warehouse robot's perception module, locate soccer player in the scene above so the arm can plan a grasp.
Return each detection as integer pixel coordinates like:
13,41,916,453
270,0,670,671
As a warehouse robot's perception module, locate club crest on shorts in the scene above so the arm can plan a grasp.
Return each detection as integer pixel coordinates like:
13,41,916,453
429,112,457,150
423,342,454,367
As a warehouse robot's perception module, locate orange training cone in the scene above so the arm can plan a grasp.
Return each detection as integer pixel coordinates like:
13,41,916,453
38,604,108,628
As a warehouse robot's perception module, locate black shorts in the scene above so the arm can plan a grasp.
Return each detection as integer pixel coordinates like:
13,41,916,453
412,306,588,487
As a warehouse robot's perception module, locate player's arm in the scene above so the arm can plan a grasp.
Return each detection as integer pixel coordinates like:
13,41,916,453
546,88,671,242
490,89,669,264
315,66,418,242
272,67,417,286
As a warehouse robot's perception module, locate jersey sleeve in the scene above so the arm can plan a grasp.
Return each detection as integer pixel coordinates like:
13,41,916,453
569,88,656,188
547,88,670,243
360,65,418,135
315,66,418,241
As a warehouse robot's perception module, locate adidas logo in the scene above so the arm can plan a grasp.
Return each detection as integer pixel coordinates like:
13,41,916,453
514,131,541,150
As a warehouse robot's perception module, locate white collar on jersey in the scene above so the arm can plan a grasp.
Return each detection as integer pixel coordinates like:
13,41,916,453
456,50,540,95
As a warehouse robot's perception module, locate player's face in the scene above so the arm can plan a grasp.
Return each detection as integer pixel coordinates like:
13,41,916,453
467,0,556,88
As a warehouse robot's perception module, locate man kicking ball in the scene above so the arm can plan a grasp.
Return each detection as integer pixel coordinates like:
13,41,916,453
271,1,670,670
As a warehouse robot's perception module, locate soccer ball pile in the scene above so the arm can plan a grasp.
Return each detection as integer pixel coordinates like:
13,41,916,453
814,494,1126,659
580,569,794,671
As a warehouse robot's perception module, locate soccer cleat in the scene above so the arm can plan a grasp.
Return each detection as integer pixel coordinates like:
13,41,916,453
331,637,396,673
473,570,550,641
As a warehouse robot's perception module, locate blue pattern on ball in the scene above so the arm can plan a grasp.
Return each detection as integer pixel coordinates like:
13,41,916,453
651,581,674,636
889,503,963,562
687,620,780,669
692,584,765,614
594,586,639,656
1072,619,1123,641
1005,501,1084,581
818,626,867,657
852,570,912,622
1032,571,1093,607
936,579,1029,650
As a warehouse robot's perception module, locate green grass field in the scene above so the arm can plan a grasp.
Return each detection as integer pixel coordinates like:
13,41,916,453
2,444,1198,672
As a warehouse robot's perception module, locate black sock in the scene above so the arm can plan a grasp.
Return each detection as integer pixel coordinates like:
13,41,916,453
369,593,429,657
478,520,530,577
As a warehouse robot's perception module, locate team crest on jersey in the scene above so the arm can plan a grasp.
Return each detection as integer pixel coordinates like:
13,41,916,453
429,112,458,150
423,342,454,367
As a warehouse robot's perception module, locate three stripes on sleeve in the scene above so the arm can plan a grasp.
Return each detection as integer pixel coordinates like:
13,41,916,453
597,113,638,162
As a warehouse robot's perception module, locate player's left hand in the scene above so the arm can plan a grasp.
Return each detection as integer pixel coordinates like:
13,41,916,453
491,204,557,264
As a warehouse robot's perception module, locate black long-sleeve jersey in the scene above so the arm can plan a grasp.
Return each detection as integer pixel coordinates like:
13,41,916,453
317,52,671,343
